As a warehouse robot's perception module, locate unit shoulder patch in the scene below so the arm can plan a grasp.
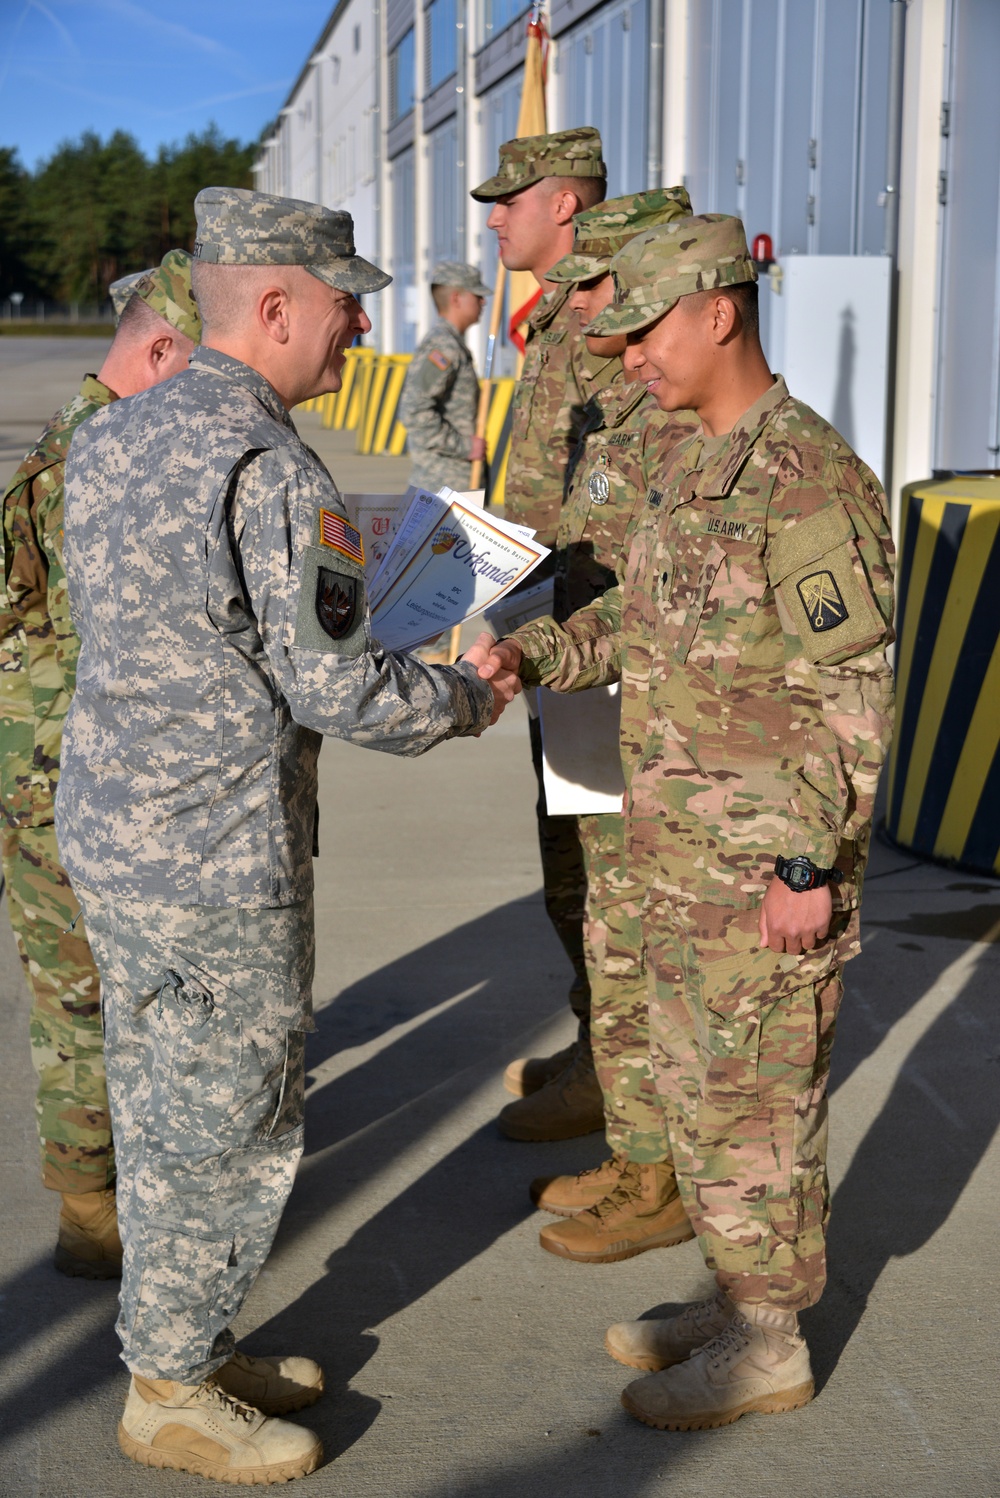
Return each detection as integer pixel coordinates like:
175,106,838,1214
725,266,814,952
317,568,359,640
796,569,849,632
319,508,365,567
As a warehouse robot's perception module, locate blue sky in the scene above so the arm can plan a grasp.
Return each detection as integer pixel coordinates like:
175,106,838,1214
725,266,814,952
0,0,329,170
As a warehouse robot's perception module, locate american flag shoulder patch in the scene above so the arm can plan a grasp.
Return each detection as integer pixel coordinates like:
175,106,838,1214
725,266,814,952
428,350,450,371
318,508,365,567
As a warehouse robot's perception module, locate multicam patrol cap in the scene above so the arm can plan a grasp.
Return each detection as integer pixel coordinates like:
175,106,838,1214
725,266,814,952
471,126,606,202
429,260,492,296
547,186,693,285
108,249,201,341
586,214,757,336
193,187,391,295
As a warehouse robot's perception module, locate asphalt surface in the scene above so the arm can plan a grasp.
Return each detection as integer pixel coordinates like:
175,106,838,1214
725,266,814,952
0,341,997,1497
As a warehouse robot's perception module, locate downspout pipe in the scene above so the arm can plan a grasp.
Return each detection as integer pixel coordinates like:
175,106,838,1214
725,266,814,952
883,0,907,259
647,0,665,190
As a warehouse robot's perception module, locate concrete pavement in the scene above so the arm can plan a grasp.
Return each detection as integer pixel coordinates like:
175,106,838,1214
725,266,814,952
0,341,997,1497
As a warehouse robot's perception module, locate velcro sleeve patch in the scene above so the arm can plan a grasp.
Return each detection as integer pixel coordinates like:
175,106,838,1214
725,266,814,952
428,350,450,371
294,545,367,658
772,510,886,663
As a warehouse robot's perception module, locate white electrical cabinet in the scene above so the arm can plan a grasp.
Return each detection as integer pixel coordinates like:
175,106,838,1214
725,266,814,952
763,254,893,486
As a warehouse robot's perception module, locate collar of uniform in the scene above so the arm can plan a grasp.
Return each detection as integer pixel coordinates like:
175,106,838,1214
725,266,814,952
692,375,789,498
189,347,294,428
605,373,649,428
78,373,117,406
578,345,620,397
528,279,571,332
429,315,467,352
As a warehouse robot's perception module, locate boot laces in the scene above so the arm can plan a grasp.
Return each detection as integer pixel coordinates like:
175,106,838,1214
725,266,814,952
699,1315,754,1370
202,1379,258,1423
677,1292,729,1338
588,1161,644,1220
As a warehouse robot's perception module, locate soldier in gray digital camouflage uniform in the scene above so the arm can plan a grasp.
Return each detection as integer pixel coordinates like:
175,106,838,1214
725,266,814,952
400,260,491,494
56,186,520,1485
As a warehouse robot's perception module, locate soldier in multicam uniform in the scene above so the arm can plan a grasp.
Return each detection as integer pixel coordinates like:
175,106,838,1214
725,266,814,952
55,188,517,1485
478,215,894,1429
0,250,200,1280
523,190,701,1263
399,260,491,494
471,126,610,1141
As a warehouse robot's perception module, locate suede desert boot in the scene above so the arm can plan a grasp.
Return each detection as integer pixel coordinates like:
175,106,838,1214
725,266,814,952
54,1187,122,1279
539,1161,694,1263
498,1046,604,1141
530,1154,631,1216
604,1290,735,1371
119,1375,323,1482
503,1037,580,1097
620,1302,815,1430
215,1351,325,1416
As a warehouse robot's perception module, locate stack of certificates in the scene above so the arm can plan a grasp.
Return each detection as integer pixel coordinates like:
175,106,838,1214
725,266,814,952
345,486,549,654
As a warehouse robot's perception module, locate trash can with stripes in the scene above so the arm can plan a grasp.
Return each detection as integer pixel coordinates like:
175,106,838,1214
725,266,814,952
885,473,1000,875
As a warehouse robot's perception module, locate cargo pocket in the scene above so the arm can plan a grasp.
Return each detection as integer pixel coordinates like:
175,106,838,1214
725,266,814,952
769,505,886,665
237,1023,307,1142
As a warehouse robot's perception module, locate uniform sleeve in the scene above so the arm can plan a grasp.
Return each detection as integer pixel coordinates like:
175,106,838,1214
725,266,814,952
228,454,492,754
37,481,81,693
399,348,471,461
511,585,624,693
766,461,896,864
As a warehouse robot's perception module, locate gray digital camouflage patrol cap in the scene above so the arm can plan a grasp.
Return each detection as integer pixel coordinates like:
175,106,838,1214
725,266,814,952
429,260,492,296
547,186,693,285
585,214,757,336
108,249,201,341
193,186,391,295
471,127,606,202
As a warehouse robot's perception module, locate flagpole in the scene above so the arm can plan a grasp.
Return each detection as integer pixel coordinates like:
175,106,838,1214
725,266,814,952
470,259,506,492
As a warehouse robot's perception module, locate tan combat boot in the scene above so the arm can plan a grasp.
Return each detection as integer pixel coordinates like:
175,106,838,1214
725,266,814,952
497,1047,604,1141
530,1154,630,1216
503,1038,580,1097
215,1350,325,1416
605,1290,735,1370
539,1160,694,1262
620,1302,815,1430
119,1374,323,1482
55,1187,123,1280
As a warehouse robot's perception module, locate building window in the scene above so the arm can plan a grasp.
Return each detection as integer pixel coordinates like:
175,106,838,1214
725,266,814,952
426,0,457,92
430,118,462,263
485,0,529,36
389,27,415,123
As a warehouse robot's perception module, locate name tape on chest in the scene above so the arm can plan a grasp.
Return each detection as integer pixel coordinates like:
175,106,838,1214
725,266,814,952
796,570,849,632
608,432,637,448
646,488,664,508
319,509,365,567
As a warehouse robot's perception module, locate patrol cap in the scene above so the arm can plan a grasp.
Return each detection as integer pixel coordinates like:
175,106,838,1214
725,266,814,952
193,186,391,295
109,249,201,341
547,186,693,285
471,126,606,202
585,214,757,336
429,260,492,296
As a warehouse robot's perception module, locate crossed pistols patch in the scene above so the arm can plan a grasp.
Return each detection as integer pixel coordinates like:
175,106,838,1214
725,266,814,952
797,570,849,632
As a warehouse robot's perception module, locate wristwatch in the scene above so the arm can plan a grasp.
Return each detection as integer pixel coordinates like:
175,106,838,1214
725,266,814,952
773,855,842,892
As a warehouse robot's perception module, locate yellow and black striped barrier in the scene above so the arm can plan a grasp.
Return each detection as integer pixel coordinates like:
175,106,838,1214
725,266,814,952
885,474,1000,875
299,351,517,510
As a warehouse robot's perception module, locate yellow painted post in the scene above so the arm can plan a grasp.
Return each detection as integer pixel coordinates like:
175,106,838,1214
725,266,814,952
885,474,1000,874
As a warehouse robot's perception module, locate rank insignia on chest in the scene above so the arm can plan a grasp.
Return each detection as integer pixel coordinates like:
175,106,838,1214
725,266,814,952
588,471,610,504
316,568,359,641
797,570,849,632
319,508,365,567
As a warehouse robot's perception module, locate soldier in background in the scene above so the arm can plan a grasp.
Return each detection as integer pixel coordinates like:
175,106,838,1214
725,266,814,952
526,190,700,1263
57,188,515,1484
471,126,608,1142
0,251,200,1279
479,215,894,1430
399,260,491,495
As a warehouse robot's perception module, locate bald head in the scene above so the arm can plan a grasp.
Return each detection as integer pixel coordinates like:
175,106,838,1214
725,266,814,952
191,262,306,338
97,296,195,398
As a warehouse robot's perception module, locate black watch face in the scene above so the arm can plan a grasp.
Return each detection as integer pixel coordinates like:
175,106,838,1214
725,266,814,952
788,863,814,890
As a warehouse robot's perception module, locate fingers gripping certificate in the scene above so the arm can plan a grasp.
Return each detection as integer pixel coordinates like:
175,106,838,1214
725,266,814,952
364,487,549,652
